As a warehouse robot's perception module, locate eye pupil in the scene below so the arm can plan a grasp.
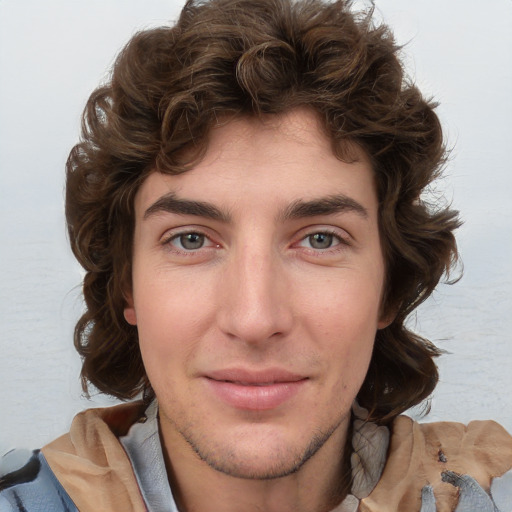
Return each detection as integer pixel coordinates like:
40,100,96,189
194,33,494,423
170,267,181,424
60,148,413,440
309,233,333,249
180,233,204,250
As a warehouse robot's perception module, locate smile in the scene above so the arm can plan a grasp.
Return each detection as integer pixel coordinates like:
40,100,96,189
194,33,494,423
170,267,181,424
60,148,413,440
220,380,286,386
204,369,308,410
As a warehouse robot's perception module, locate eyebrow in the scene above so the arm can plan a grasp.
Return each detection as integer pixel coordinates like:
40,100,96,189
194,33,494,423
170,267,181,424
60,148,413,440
143,192,231,222
280,194,368,221
143,192,367,223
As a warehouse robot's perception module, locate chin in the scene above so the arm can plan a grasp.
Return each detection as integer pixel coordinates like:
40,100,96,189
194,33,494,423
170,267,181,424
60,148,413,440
194,443,311,480
180,421,340,481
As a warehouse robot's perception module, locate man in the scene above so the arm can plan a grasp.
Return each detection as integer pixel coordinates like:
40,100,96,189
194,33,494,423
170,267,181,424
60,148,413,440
1,0,511,510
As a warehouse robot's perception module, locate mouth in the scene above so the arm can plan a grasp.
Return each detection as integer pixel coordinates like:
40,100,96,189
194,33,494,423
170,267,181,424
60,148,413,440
216,380,292,386
203,368,308,410
206,368,306,383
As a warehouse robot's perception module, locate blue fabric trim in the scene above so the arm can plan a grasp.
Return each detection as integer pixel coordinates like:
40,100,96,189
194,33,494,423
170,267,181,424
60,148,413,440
0,451,77,512
120,400,178,512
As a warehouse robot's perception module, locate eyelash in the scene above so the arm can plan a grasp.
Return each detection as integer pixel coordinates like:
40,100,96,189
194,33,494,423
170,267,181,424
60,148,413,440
160,229,219,255
294,229,350,253
160,228,350,256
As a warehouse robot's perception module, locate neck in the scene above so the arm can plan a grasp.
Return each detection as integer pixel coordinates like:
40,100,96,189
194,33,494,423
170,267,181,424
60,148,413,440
160,419,353,512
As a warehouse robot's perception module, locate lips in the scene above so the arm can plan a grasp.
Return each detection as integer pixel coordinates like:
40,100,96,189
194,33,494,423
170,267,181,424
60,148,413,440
219,381,285,386
206,368,305,384
203,368,308,410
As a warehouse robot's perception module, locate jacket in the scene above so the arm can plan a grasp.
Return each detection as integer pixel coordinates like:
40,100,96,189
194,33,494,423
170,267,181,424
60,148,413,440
1,401,511,511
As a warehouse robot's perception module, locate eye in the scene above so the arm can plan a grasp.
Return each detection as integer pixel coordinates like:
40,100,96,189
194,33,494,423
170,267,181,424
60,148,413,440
307,233,335,249
298,232,342,250
168,232,213,251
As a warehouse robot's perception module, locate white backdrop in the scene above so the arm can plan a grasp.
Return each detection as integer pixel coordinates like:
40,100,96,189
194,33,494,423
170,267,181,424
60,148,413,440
1,0,511,452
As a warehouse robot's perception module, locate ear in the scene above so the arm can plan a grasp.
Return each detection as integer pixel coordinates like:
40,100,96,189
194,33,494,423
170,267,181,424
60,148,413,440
377,311,395,330
123,292,137,326
377,302,397,330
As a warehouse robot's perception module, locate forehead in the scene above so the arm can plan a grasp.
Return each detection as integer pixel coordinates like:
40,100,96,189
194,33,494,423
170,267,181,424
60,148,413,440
135,109,377,215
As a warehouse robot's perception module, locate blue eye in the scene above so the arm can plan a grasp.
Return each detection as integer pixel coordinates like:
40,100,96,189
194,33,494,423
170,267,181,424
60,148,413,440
298,232,344,250
172,232,206,250
307,233,335,249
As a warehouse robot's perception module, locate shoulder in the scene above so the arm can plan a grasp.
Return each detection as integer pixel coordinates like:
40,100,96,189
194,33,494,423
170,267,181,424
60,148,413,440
392,415,512,469
363,416,512,511
0,401,146,512
41,401,148,511
0,449,77,511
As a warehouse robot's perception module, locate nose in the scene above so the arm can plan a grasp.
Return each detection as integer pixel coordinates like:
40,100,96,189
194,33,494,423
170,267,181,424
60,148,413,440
216,243,294,345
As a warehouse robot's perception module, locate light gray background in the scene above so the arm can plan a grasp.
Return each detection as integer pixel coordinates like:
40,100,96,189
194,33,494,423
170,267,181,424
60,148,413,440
1,0,511,452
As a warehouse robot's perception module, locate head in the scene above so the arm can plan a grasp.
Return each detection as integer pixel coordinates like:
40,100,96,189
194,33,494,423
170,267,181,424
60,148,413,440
66,0,460,424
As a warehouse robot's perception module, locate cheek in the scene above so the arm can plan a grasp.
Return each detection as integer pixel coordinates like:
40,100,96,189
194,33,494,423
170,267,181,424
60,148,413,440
132,273,217,373
300,273,381,385
302,272,383,336
133,267,214,331
136,301,202,360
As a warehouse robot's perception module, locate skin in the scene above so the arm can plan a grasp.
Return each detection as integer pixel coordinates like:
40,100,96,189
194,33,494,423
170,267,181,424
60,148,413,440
124,108,390,512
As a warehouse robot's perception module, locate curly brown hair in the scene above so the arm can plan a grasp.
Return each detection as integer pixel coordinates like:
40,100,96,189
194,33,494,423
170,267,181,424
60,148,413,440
65,0,460,423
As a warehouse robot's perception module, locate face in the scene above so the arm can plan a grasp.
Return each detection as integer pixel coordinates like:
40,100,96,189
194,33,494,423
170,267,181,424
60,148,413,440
125,109,389,481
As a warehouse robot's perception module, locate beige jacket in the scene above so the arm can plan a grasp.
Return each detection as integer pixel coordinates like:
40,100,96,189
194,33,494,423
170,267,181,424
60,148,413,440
40,401,512,512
